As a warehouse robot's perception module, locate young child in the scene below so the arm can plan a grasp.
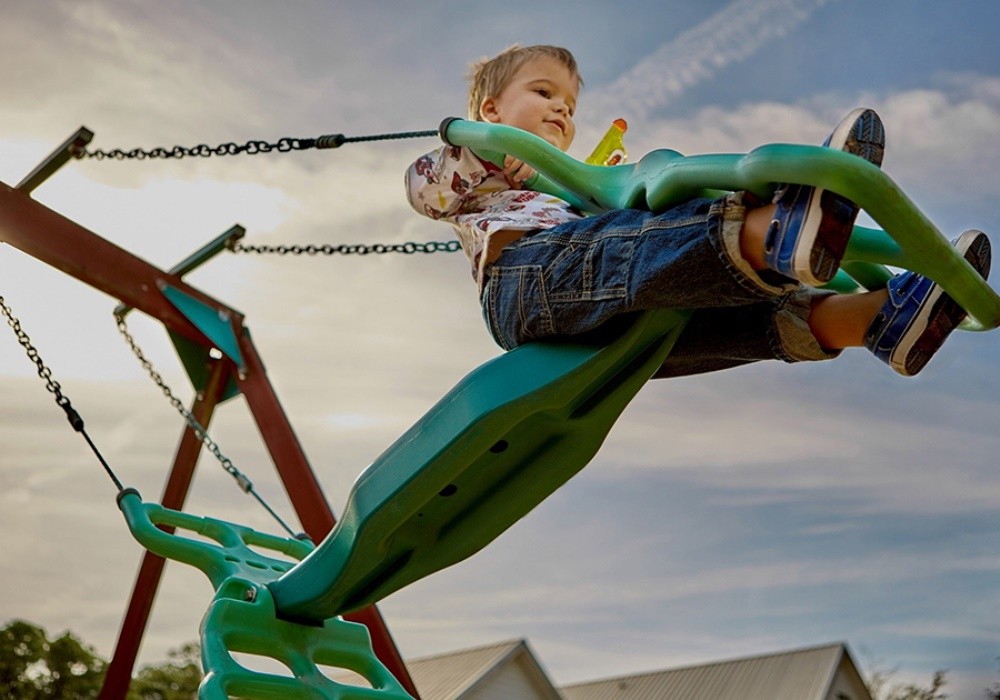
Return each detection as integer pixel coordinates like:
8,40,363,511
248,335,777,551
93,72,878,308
406,44,991,377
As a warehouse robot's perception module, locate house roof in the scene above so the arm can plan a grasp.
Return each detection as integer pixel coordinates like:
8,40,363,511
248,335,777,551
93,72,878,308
559,642,859,700
403,638,527,700
337,638,868,700
403,638,564,700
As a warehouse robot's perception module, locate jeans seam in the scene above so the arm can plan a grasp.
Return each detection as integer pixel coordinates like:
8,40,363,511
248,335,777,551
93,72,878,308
485,273,509,349
541,232,631,303
492,264,553,343
767,295,797,362
527,265,554,338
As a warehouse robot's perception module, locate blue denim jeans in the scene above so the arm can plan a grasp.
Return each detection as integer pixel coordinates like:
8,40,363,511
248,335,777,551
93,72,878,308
481,193,839,378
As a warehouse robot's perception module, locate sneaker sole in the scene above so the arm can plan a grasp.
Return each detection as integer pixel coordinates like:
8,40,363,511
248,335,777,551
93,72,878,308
890,229,991,376
793,108,885,285
824,106,886,168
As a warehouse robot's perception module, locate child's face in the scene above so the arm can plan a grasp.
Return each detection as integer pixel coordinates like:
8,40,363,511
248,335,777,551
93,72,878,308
479,56,579,152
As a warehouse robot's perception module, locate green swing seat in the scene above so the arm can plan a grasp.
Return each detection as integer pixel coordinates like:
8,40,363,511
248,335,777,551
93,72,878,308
117,489,415,699
116,118,1000,699
268,117,1000,623
118,304,688,697
269,307,689,621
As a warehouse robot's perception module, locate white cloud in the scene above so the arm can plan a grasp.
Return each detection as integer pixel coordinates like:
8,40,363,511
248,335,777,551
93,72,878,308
597,75,1000,239
587,0,838,126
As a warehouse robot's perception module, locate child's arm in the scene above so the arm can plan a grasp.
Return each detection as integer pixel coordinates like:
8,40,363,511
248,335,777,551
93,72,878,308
405,146,486,221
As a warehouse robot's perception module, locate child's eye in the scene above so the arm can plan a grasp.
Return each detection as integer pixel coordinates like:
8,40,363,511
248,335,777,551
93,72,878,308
536,89,550,98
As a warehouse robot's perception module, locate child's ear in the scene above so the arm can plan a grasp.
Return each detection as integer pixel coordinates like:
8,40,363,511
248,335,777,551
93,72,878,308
479,96,501,123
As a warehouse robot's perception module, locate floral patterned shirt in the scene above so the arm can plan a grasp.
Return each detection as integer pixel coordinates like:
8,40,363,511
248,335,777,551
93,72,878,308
405,145,583,292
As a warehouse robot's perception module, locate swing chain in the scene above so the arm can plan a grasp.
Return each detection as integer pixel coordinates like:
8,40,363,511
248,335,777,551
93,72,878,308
230,239,461,256
114,313,249,490
114,312,303,538
1,293,128,490
76,138,315,161
0,294,84,430
72,129,439,161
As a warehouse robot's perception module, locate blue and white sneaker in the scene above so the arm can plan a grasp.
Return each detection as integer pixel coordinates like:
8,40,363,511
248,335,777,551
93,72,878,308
864,229,991,376
764,108,886,286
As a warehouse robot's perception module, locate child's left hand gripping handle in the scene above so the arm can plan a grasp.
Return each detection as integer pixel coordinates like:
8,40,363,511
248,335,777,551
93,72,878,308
439,116,540,189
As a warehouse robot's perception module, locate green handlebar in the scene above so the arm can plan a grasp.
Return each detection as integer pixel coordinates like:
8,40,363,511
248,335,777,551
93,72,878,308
440,118,1000,331
116,489,414,699
117,488,310,589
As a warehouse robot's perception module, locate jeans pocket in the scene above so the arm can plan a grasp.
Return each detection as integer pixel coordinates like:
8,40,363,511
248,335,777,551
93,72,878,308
485,264,552,349
545,229,633,303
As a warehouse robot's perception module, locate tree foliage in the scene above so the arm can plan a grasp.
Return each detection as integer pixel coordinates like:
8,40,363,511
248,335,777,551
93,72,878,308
126,641,202,700
986,657,1000,700
0,619,106,698
0,619,202,699
866,665,949,700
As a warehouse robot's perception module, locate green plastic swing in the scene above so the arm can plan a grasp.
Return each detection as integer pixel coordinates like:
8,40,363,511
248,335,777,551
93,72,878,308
117,489,414,699
118,118,1000,699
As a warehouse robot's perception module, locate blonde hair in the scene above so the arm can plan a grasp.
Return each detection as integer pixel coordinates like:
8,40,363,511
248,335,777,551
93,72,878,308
467,44,582,120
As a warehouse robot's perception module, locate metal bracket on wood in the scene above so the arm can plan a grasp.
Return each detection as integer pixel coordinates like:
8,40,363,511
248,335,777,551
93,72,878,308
113,224,247,320
16,126,94,195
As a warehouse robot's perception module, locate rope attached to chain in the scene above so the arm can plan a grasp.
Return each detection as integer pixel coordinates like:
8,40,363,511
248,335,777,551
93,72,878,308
72,129,439,161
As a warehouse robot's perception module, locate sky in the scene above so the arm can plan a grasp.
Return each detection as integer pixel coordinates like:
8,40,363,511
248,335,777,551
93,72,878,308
1,0,999,697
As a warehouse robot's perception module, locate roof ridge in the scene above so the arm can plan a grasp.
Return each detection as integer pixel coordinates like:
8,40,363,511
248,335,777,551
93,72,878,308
455,640,560,700
561,641,848,689
407,637,524,664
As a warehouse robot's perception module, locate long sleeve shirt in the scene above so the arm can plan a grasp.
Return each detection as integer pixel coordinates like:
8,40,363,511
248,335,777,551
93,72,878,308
405,144,583,292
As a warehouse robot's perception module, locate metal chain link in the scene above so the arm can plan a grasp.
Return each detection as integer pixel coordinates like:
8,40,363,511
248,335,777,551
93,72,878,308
230,239,461,256
2,295,72,410
1,293,123,490
73,129,438,161
115,313,247,487
1,293,298,535
115,312,299,537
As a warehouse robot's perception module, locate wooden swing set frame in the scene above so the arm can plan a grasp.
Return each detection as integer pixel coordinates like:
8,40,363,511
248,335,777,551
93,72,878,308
0,127,421,699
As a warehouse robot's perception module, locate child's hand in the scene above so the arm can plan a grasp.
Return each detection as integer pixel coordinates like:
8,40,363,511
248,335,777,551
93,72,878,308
502,155,536,189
